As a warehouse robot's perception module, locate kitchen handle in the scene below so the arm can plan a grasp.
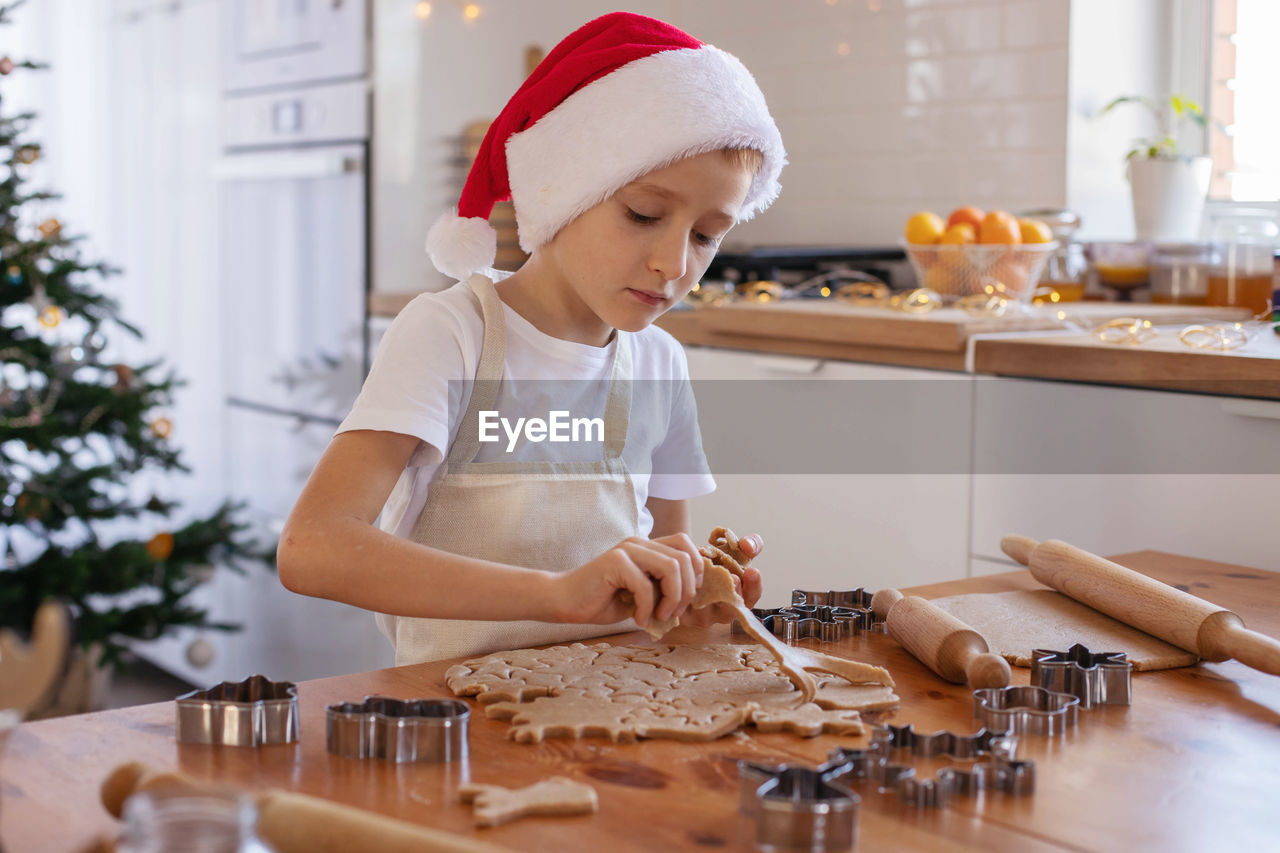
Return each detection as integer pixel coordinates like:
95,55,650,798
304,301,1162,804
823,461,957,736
1220,398,1280,421
212,151,362,182
749,354,825,375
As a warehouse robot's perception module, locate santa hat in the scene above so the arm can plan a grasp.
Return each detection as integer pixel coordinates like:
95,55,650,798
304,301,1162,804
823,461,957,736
427,11,786,280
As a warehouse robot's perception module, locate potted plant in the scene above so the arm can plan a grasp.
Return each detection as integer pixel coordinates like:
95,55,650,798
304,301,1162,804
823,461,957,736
1099,93,1213,242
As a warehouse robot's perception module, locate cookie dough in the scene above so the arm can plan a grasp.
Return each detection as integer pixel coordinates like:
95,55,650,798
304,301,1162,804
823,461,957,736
929,589,1198,671
446,642,899,743
460,777,597,827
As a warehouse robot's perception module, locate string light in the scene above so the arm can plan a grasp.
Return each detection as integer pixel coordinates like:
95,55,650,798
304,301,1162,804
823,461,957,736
462,2,481,21
415,1,431,19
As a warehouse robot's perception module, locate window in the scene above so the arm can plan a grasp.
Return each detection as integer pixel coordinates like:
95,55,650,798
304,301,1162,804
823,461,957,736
1208,0,1280,201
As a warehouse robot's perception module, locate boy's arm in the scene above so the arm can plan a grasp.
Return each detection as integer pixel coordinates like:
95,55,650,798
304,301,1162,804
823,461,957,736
278,430,701,628
646,496,690,539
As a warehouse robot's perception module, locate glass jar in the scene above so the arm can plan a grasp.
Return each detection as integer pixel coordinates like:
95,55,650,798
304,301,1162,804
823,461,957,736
1206,207,1279,319
118,790,275,853
1150,243,1211,305
1020,208,1087,301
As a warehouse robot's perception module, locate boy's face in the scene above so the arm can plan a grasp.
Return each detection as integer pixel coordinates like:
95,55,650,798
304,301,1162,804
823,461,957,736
541,150,754,336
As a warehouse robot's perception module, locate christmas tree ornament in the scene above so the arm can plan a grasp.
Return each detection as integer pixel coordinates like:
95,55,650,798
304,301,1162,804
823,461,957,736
112,363,135,390
149,417,173,439
37,306,64,328
5,265,21,286
14,145,39,165
185,638,215,668
0,57,14,75
145,532,175,561
37,218,61,240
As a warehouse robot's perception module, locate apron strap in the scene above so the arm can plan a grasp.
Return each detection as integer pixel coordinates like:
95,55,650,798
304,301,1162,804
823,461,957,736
601,332,631,461
447,274,508,465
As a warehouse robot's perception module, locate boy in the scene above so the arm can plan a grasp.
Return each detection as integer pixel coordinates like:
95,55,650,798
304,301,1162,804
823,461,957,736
279,12,787,665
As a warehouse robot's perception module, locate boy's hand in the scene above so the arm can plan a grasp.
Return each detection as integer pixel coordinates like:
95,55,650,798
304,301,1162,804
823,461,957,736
552,534,703,629
680,533,765,628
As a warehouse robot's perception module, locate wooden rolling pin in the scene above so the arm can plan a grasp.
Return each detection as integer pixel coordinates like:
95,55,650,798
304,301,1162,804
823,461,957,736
870,588,1011,688
101,762,514,853
1002,535,1280,677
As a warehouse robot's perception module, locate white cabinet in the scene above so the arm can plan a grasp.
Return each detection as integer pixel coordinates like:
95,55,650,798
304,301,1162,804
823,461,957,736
970,379,1280,574
683,347,972,605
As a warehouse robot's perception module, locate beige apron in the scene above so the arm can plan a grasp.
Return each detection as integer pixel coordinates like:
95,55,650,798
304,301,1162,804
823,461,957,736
378,273,640,665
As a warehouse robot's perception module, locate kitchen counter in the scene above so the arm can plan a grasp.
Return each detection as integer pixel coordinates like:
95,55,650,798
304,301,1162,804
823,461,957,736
371,292,1277,396
5,551,1278,851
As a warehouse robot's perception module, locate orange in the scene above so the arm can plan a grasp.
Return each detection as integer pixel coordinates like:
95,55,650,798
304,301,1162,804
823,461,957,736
939,223,976,245
1018,218,1053,244
946,206,985,232
978,210,1022,244
903,211,946,245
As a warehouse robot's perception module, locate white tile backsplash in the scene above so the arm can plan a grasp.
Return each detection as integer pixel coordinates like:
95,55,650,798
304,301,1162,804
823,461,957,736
670,0,1071,246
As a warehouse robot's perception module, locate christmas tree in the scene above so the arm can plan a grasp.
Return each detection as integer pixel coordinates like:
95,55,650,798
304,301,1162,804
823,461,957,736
0,0,262,680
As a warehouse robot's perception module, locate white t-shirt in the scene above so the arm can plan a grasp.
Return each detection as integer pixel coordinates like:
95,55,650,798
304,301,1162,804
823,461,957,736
338,274,716,539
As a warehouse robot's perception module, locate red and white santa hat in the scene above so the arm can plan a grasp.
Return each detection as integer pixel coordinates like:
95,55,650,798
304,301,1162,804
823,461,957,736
426,11,787,280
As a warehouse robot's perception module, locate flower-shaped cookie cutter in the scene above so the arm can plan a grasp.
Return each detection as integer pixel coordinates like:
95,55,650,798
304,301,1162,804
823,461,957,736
738,762,859,853
326,696,469,763
1030,644,1132,709
973,685,1080,736
731,587,884,644
175,674,299,747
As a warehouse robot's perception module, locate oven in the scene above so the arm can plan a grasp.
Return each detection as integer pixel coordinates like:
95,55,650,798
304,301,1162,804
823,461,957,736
140,0,393,686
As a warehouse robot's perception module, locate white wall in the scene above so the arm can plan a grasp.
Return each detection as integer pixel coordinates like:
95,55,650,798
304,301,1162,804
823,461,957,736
375,0,1073,293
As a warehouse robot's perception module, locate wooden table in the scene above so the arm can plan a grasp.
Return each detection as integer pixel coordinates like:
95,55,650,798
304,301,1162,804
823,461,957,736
4,551,1278,851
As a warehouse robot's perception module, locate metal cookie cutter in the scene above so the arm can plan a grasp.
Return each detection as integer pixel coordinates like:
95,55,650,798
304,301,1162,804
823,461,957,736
732,588,883,644
793,588,885,635
973,685,1080,736
739,761,859,853
326,696,469,763
175,674,299,746
830,724,1033,808
1031,644,1132,708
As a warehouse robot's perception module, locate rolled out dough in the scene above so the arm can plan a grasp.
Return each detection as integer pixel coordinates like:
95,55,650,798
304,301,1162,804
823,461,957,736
446,642,899,743
929,589,1199,671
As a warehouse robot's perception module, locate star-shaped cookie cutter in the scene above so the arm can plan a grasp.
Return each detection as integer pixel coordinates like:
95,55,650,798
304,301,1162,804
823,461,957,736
175,674,299,747
738,762,860,853
1030,644,1132,708
326,696,469,763
973,685,1080,736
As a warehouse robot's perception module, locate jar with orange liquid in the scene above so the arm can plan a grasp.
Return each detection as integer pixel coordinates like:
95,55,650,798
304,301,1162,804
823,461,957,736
1206,209,1278,319
1020,208,1087,301
1089,241,1152,302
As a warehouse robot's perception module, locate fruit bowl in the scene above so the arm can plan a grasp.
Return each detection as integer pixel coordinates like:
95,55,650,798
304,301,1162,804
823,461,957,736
901,240,1059,302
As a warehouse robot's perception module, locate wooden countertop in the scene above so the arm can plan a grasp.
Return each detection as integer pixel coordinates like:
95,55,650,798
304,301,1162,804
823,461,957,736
4,552,1278,851
971,325,1280,400
372,291,1275,395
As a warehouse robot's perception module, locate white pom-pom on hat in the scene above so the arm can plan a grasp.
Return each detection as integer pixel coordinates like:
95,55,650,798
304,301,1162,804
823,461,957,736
426,210,497,282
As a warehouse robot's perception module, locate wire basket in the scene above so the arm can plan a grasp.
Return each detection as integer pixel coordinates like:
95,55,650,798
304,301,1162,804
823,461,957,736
902,240,1059,301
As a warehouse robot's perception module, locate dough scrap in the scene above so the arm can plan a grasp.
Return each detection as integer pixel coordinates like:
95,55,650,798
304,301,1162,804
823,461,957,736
446,642,897,743
460,777,597,827
929,589,1199,671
